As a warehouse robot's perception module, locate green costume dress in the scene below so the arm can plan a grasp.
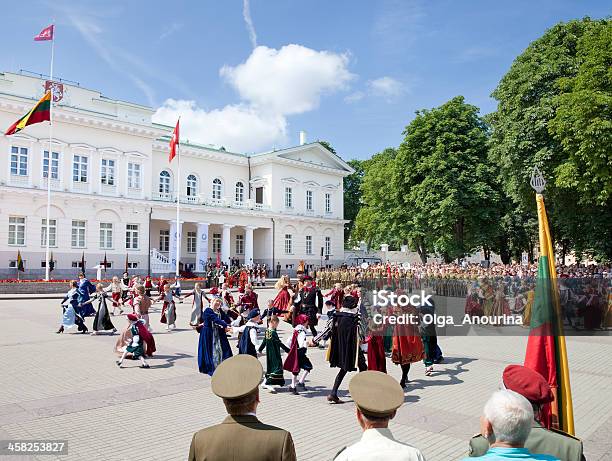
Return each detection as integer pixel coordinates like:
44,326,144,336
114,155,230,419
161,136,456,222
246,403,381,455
126,324,145,359
258,328,289,385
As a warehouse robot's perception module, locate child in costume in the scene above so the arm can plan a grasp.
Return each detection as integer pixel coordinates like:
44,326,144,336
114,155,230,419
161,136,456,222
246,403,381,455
258,315,290,392
81,283,116,335
157,283,181,330
233,309,261,356
116,314,150,368
133,285,153,332
283,314,313,395
104,276,125,315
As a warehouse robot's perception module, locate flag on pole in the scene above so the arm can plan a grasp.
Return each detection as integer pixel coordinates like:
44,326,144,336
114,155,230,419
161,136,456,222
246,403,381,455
80,252,86,273
16,250,25,272
168,119,179,162
524,194,574,434
103,252,108,273
4,91,51,135
125,254,129,274
49,251,55,273
216,252,220,268
34,24,54,41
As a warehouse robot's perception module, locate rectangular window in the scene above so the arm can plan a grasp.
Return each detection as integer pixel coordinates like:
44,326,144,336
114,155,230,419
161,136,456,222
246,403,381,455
126,224,139,250
212,233,221,254
73,155,88,182
99,222,113,249
325,236,331,256
235,234,244,255
306,190,313,211
101,159,115,186
159,230,170,252
255,186,264,204
284,186,293,209
72,220,86,248
284,234,292,254
72,260,85,269
306,235,313,255
187,231,197,253
325,193,332,214
10,146,28,176
127,262,138,269
99,261,112,269
127,163,141,189
41,218,57,247
8,216,26,245
43,150,59,180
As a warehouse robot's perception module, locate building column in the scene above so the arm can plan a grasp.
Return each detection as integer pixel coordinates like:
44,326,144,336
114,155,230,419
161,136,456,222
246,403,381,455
244,226,255,267
221,224,233,266
195,222,209,272
169,220,183,273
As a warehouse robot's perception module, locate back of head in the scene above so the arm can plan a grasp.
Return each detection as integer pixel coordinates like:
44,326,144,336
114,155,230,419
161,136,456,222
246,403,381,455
483,390,534,446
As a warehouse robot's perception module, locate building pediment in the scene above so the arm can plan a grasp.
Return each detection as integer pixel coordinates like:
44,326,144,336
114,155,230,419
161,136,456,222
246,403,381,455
269,143,354,175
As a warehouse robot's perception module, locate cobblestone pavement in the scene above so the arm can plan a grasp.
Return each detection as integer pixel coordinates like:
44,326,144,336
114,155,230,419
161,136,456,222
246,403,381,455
0,291,610,460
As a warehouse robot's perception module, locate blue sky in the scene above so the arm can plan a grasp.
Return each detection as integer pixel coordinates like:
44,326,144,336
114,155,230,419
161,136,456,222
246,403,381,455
0,0,608,159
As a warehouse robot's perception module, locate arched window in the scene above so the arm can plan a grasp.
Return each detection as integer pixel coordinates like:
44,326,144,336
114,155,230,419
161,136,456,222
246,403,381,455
235,181,244,203
186,174,198,196
159,170,171,194
212,178,223,200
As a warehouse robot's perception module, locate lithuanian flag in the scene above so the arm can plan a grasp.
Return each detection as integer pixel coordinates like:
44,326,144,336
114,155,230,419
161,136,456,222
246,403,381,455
524,194,574,434
16,250,24,272
4,91,51,135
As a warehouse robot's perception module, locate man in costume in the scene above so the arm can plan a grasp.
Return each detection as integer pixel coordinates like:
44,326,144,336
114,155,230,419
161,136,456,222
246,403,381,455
334,371,426,460
188,355,297,461
300,275,324,337
77,272,96,317
469,365,584,461
239,284,259,312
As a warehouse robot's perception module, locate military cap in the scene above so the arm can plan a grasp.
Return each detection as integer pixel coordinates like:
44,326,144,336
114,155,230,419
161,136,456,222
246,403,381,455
211,355,263,399
349,371,404,418
502,364,554,405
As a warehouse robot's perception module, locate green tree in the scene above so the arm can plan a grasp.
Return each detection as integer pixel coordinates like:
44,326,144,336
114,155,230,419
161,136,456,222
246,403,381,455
394,96,500,263
489,17,612,261
343,159,366,246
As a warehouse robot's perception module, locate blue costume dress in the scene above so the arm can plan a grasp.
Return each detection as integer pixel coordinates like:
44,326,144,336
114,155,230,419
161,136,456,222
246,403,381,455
78,278,97,317
61,288,87,332
197,307,232,375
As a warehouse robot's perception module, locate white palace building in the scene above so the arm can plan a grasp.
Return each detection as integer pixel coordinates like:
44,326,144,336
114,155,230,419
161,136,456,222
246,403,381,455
0,72,353,278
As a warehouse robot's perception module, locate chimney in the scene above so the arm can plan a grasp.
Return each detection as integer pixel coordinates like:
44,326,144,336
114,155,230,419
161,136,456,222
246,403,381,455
299,130,307,146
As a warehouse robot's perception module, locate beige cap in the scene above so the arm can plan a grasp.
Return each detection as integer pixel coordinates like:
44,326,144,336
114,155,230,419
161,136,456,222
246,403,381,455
349,371,404,417
211,355,263,399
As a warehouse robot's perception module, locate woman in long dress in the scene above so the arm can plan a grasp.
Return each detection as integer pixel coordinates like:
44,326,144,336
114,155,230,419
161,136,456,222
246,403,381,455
272,275,292,312
183,282,208,326
391,303,424,388
56,280,88,334
81,283,116,335
114,315,156,357
197,297,233,375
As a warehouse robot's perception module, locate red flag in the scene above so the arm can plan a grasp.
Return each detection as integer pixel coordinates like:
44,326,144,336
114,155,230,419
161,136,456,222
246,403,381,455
216,252,220,268
169,119,179,162
34,24,54,41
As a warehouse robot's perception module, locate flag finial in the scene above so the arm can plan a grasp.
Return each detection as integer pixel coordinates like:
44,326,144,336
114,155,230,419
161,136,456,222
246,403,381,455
530,166,546,193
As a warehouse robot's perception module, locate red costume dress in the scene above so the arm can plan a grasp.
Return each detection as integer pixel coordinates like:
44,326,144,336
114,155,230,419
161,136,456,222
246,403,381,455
272,286,291,310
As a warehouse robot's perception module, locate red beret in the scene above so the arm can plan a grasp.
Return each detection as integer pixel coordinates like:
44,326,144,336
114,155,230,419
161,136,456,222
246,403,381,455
295,314,309,325
127,313,139,321
503,365,554,404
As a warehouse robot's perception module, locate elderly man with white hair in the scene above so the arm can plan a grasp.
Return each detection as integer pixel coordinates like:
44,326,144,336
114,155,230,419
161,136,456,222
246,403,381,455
462,390,559,460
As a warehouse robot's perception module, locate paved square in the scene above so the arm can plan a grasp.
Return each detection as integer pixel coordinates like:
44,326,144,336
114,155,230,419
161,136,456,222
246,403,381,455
0,290,610,460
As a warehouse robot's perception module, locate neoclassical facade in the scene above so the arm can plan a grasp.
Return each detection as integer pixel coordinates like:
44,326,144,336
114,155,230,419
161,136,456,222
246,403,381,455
0,72,352,277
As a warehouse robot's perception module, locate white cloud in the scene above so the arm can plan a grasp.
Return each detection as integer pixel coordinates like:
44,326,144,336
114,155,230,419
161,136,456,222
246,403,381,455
242,0,258,49
344,91,365,103
368,77,406,100
154,44,354,152
159,22,182,41
154,99,286,152
220,44,354,115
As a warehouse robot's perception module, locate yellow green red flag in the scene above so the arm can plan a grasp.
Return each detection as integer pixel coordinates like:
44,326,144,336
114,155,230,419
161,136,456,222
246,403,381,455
4,91,51,135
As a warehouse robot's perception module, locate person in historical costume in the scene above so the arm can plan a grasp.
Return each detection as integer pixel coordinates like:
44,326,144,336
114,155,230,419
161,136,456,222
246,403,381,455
480,279,496,317
299,275,324,337
197,297,233,376
391,303,424,389
157,283,181,330
287,280,304,326
258,315,290,391
260,265,267,286
365,308,387,373
234,309,262,357
325,283,345,311
80,283,116,335
323,294,367,403
104,276,125,315
522,288,536,326
418,295,438,376
239,284,259,312
272,275,293,312
56,280,88,334
133,285,153,332
114,312,157,358
491,283,511,318
464,280,483,316
283,314,313,395
184,282,208,326
143,275,154,297
116,314,150,368
77,273,97,317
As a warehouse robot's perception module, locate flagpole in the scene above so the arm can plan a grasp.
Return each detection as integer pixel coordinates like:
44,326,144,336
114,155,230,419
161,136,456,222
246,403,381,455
175,133,181,277
44,22,55,281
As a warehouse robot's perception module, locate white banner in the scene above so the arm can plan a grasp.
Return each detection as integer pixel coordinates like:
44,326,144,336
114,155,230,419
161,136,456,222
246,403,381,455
169,221,180,273
196,223,209,272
